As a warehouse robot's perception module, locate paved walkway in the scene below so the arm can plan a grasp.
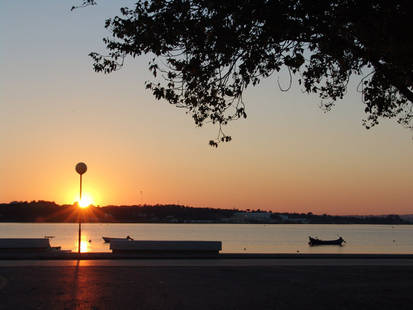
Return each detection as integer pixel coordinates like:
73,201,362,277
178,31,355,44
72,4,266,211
1,257,413,266
1,264,413,309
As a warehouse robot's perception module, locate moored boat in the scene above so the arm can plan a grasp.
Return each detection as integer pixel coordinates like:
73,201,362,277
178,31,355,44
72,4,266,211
308,236,345,246
102,236,133,243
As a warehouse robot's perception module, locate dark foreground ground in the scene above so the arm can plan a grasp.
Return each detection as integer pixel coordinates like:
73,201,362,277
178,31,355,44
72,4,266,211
1,265,412,310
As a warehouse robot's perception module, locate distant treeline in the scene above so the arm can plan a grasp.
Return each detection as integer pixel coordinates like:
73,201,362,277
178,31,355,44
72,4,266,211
0,201,236,223
271,212,410,225
0,201,410,224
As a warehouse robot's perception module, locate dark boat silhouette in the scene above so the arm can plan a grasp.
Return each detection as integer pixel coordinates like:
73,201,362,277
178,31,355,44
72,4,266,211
308,236,345,246
102,236,133,243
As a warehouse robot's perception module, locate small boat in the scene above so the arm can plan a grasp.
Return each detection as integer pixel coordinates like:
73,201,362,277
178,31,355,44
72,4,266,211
102,236,133,243
308,236,345,246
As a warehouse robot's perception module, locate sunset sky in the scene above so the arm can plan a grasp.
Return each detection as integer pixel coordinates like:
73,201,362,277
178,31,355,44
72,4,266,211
1,1,413,215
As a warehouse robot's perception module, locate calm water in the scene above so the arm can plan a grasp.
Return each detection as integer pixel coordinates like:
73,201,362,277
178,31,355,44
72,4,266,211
0,223,412,254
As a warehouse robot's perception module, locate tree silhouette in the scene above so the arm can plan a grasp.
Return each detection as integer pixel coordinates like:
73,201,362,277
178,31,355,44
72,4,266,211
77,1,413,145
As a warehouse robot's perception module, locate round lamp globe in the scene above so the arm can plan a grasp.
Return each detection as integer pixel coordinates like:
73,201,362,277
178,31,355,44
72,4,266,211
75,162,87,175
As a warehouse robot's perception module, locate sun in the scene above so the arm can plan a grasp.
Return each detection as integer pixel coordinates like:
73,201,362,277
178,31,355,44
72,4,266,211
78,195,93,208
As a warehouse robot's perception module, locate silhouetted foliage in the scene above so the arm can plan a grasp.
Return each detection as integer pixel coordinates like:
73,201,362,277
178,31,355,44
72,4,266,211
0,201,410,224
75,0,413,145
0,201,237,223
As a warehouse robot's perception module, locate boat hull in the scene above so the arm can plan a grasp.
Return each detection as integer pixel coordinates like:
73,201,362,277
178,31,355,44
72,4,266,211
308,237,344,246
102,236,133,243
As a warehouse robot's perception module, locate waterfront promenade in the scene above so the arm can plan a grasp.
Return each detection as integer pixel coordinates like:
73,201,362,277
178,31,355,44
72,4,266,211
1,258,413,309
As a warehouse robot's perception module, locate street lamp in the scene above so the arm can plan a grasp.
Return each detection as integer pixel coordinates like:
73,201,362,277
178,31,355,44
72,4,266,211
75,162,87,254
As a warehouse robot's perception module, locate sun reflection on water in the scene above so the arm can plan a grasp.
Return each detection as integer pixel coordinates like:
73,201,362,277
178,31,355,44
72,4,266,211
76,238,90,253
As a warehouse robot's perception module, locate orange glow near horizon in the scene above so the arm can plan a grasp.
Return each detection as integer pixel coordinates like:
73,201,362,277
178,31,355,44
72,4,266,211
78,194,94,208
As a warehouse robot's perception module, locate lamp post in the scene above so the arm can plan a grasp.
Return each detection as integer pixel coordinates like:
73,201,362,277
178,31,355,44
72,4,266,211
75,162,87,254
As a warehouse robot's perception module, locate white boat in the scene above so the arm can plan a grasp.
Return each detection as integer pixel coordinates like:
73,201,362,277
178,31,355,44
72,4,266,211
102,236,133,243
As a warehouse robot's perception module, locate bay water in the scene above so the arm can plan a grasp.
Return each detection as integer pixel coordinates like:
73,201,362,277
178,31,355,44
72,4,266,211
1,223,412,254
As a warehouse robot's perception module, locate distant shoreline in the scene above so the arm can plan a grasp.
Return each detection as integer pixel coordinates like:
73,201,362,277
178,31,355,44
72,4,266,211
0,221,412,225
1,201,411,224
